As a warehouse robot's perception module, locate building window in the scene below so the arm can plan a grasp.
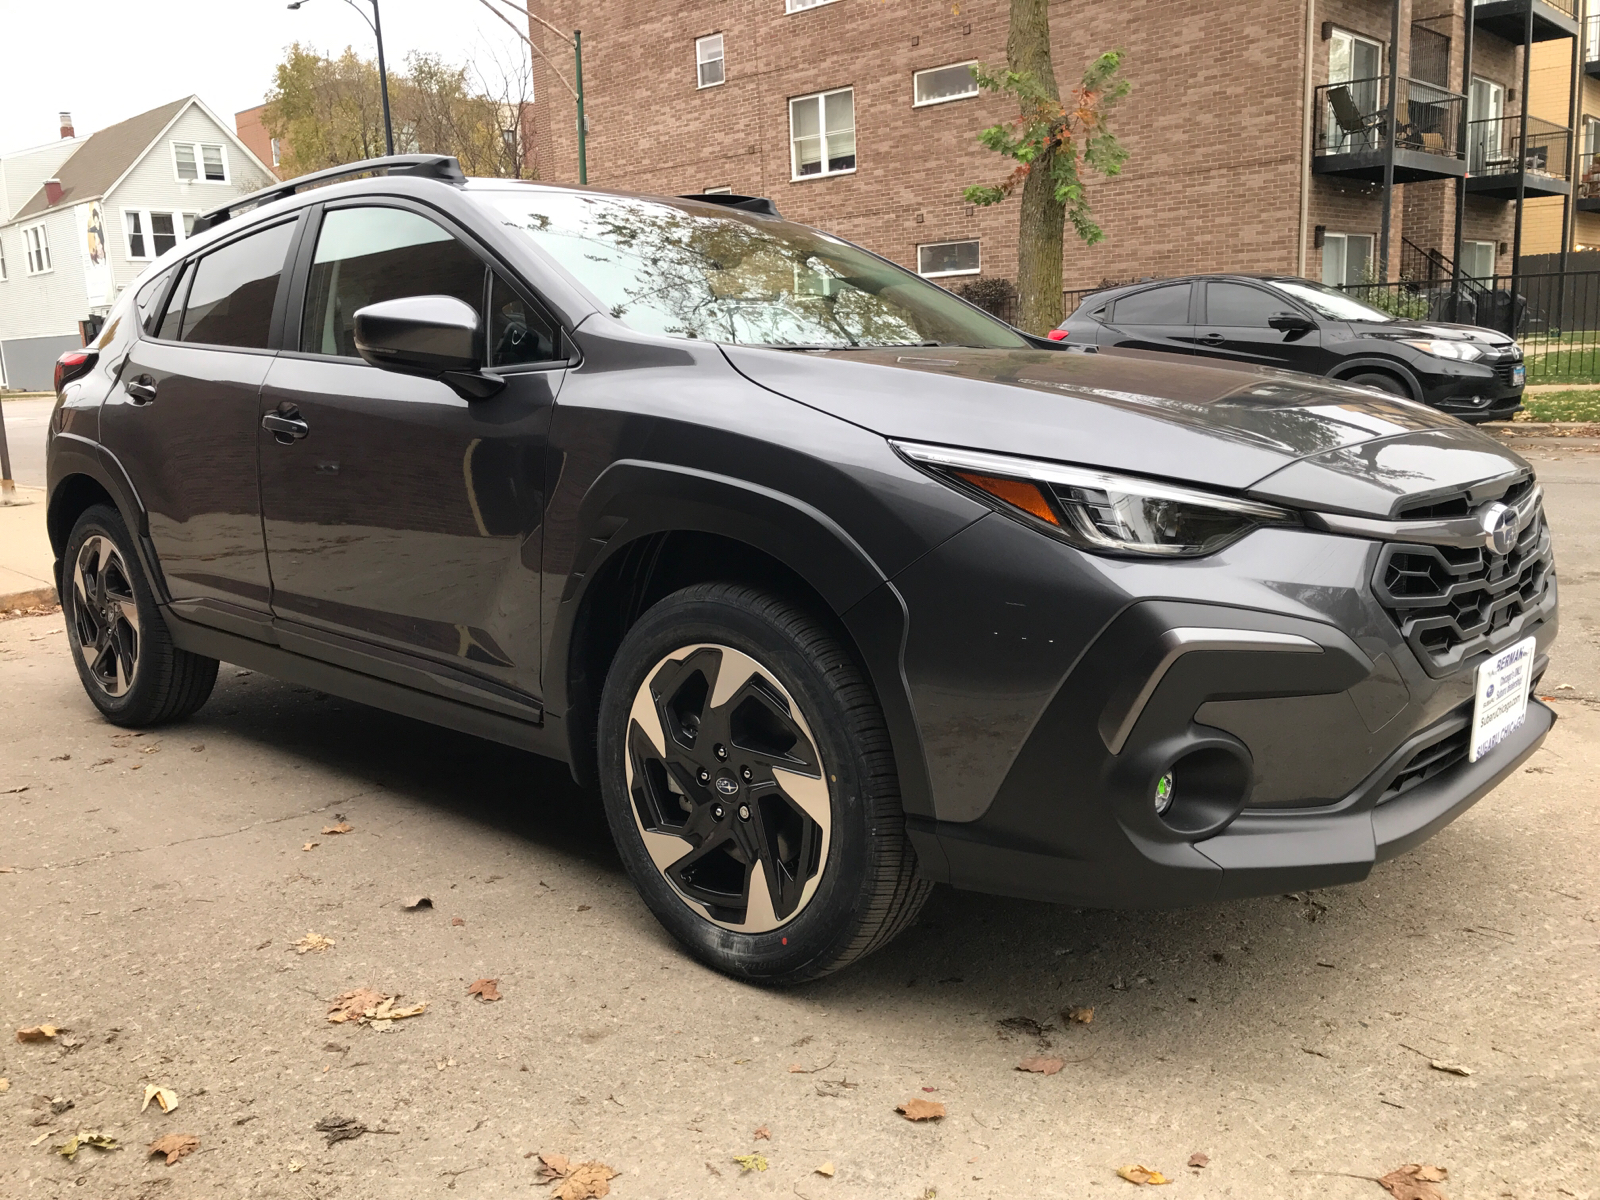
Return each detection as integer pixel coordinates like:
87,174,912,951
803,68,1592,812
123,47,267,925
123,209,186,260
696,33,725,88
785,0,839,11
1321,231,1373,286
23,223,51,274
790,87,856,179
0,235,7,282
917,239,980,277
1463,240,1497,281
913,62,978,107
173,141,228,182
703,186,733,194
270,138,282,167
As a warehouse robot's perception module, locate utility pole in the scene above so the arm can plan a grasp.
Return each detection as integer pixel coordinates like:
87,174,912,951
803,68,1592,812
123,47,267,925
1378,0,1401,280
0,400,15,504
575,28,587,184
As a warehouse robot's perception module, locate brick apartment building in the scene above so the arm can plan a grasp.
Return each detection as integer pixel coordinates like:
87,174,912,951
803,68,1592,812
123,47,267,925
524,0,1585,303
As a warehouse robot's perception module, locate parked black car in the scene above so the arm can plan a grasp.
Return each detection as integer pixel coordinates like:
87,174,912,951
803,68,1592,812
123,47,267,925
1052,274,1526,422
47,157,1556,984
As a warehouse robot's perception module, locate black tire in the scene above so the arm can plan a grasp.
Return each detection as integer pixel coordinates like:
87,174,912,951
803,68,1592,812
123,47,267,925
597,582,930,984
1343,370,1410,398
62,504,218,727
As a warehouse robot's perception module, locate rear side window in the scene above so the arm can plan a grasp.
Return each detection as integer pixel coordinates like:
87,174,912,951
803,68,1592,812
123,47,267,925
1206,282,1284,328
302,206,485,358
135,266,177,334
1112,283,1190,326
180,221,296,348
156,260,194,341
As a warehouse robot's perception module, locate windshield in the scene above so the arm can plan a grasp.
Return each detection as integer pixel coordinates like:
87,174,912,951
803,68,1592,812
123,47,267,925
1264,278,1395,323
479,189,1028,349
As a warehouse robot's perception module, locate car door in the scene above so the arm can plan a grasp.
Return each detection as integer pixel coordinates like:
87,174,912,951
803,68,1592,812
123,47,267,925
1193,280,1329,374
1099,282,1197,355
102,216,301,638
257,200,563,711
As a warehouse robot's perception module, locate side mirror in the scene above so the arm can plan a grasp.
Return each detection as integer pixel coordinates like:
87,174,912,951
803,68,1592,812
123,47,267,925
1268,312,1316,334
352,295,505,400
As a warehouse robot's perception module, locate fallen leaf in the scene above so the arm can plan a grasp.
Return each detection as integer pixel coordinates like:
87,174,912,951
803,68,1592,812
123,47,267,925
403,896,432,910
141,745,160,755
190,745,205,752
16,1025,60,1042
56,1130,120,1160
815,1161,836,1177
1116,1164,1170,1185
451,917,465,926
141,1084,179,1114
0,1078,9,1092
29,1132,49,1146
148,1133,199,1165
1429,1060,1473,1076
314,1115,372,1145
322,822,353,835
1064,1006,1095,1024
896,1098,946,1121
370,997,426,1022
733,1153,769,1172
1378,1164,1449,1200
293,933,335,954
0,785,29,794
753,1125,770,1140
1188,1152,1210,1168
302,842,319,852
1017,1056,1065,1075
327,988,386,1023
467,978,502,1002
535,1154,570,1180
51,754,71,761
537,1153,619,1199
288,1159,304,1172
576,904,591,912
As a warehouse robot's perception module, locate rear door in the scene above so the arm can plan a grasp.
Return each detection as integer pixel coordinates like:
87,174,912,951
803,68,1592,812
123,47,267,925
103,216,300,638
1194,281,1331,374
1099,282,1197,355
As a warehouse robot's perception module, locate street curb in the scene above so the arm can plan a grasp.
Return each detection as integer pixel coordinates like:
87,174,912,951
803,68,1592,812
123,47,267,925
1,585,57,613
1484,421,1600,434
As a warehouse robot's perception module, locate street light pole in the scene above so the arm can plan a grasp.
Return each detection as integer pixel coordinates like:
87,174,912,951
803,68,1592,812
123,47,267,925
287,0,394,157
574,28,586,185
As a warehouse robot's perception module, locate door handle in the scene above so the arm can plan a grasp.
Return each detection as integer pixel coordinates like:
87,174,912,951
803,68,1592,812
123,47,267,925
1199,332,1226,343
125,376,157,403
262,408,310,444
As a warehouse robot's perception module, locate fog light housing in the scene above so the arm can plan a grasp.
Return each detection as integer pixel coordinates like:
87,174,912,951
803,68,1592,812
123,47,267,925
1154,771,1174,815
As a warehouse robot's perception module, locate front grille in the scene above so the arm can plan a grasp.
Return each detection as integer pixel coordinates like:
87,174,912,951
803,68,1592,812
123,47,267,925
1379,723,1470,805
1493,361,1519,387
1373,502,1554,673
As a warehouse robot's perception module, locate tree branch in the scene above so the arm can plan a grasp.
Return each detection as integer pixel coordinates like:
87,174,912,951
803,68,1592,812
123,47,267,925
470,0,578,102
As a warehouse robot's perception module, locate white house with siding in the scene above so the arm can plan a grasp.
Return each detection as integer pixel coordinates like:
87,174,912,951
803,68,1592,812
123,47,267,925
0,97,275,390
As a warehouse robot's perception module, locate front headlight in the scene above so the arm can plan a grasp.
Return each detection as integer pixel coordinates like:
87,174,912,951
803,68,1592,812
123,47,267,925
894,441,1299,558
1401,338,1486,362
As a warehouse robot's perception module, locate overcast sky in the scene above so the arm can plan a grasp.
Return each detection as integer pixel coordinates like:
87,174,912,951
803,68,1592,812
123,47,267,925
0,0,534,153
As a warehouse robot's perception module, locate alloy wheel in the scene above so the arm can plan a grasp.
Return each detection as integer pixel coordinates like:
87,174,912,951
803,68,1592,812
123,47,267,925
624,643,832,933
71,534,141,698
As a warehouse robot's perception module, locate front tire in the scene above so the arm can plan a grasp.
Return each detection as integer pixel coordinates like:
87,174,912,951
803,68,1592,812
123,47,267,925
62,504,218,727
597,583,929,984
1343,370,1410,398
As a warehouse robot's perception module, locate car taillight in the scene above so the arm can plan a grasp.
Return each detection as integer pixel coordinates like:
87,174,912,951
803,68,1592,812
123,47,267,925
1046,329,1069,341
54,350,96,394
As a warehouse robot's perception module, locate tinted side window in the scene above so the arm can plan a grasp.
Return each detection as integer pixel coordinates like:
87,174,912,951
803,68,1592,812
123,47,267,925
135,266,177,335
1112,283,1190,325
156,260,195,341
1206,283,1285,328
181,221,296,348
490,273,560,366
302,206,485,358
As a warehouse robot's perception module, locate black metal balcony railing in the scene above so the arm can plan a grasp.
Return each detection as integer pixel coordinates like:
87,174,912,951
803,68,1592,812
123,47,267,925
1477,0,1578,19
1466,114,1573,181
1577,150,1600,198
1314,77,1465,161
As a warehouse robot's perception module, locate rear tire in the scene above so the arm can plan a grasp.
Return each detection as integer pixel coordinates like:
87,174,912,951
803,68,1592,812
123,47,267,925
1343,370,1410,399
62,504,218,727
597,582,930,984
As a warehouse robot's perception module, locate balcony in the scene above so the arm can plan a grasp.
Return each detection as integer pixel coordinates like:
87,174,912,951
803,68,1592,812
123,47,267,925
1576,151,1600,210
1473,0,1580,43
1587,14,1600,77
1464,114,1573,199
1313,77,1467,184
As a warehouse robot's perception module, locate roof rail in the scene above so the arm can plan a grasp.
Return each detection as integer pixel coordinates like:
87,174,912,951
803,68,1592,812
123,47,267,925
189,154,468,235
678,193,782,218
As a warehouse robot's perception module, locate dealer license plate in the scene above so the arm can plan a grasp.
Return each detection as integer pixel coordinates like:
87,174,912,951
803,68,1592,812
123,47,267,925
1512,364,1526,387
1468,636,1536,763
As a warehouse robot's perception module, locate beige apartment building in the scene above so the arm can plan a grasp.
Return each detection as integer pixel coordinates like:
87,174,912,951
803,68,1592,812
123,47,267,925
524,0,1586,301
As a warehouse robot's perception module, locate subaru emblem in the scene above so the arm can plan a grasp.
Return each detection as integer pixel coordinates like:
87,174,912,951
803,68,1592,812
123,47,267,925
1480,502,1517,556
714,776,740,796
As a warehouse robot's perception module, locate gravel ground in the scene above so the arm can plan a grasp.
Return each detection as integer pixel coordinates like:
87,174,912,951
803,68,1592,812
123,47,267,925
1,438,1596,1200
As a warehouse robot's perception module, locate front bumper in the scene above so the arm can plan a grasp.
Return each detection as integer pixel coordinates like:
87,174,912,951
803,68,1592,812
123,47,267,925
1416,356,1524,419
888,513,1557,907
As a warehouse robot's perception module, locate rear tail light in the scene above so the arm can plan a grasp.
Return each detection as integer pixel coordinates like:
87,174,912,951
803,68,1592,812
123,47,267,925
1046,329,1069,341
54,350,96,394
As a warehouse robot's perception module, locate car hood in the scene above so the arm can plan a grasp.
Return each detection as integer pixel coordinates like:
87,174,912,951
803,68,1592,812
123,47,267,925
1346,319,1516,346
721,344,1528,515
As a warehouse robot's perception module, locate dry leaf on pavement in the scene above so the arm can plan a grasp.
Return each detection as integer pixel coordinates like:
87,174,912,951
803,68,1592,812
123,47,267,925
1379,1164,1449,1200
294,933,335,954
148,1134,199,1165
467,978,502,1002
536,1154,619,1199
141,1084,179,1114
322,822,353,835
16,1025,60,1042
403,896,432,910
451,917,465,926
1017,1056,1065,1075
56,1130,120,1160
1116,1164,1171,1185
896,1098,946,1121
313,1114,395,1145
1188,1152,1210,1168
733,1154,769,1172
815,1161,836,1177
0,1078,9,1092
1064,1006,1095,1024
753,1125,770,1140
328,988,387,1022
302,842,319,852
1429,1060,1473,1076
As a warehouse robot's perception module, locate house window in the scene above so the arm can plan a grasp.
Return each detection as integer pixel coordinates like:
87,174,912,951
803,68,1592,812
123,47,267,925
123,210,184,260
173,141,228,182
0,235,7,281
1325,29,1383,152
270,138,282,167
696,33,725,88
1463,240,1497,281
23,223,51,274
1321,231,1373,286
790,87,856,178
785,0,838,11
913,62,978,107
917,239,980,277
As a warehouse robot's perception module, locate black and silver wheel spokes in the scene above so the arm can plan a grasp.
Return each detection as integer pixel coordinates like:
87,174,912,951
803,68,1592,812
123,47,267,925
624,644,831,933
72,535,140,698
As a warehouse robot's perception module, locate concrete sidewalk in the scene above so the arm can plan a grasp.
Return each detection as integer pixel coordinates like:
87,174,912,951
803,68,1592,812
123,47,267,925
0,486,57,611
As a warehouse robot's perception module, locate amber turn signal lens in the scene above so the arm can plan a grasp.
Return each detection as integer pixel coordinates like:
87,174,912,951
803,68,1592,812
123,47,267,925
955,472,1061,526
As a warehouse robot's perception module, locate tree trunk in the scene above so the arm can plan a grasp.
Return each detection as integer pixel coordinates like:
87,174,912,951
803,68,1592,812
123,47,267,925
1008,0,1065,335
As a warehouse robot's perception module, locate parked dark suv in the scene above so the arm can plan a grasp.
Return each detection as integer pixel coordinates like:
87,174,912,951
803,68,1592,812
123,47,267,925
1052,274,1526,422
47,157,1556,983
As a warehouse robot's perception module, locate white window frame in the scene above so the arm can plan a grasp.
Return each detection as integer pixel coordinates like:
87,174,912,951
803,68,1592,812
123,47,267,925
270,138,282,168
172,140,230,184
121,208,189,261
785,0,840,12
789,86,856,181
913,61,979,107
916,239,981,278
22,222,52,275
0,234,7,282
696,33,725,89
1463,240,1497,281
1321,231,1374,287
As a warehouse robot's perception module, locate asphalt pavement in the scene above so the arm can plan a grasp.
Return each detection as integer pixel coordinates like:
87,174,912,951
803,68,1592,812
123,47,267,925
0,436,1596,1199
